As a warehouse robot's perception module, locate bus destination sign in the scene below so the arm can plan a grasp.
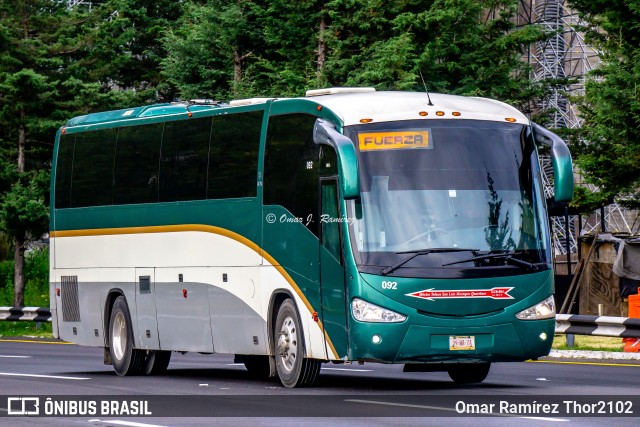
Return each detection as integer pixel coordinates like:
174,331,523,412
358,130,431,151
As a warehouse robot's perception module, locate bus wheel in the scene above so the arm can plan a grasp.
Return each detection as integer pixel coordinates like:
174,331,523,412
274,299,320,388
109,296,145,376
447,363,491,384
144,350,171,375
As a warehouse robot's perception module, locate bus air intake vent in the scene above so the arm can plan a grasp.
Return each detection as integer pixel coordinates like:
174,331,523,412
61,276,81,322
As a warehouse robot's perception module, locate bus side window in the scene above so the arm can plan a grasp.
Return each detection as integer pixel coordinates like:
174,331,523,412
264,113,319,236
113,124,163,205
208,111,262,199
159,118,211,202
70,129,117,208
54,133,76,209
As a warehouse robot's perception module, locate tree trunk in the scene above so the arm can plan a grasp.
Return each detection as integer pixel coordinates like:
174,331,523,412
317,14,327,84
233,49,242,97
14,111,26,306
18,113,26,173
232,49,252,97
13,234,25,307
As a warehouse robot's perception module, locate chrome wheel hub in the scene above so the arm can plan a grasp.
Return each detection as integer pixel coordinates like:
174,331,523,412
112,312,127,361
277,316,298,372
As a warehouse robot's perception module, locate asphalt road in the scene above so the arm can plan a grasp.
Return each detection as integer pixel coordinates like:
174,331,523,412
1,339,639,426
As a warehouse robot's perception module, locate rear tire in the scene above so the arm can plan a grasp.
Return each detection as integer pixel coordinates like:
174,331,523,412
144,350,171,375
274,299,320,388
109,296,145,376
447,363,491,384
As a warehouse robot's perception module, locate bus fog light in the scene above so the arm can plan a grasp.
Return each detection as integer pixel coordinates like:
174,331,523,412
516,296,555,320
372,335,382,344
352,298,406,323
539,332,548,341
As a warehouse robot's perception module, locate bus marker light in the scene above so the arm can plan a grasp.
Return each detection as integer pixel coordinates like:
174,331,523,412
317,105,322,111
182,289,188,298
372,335,382,344
187,112,193,117
436,111,445,116
505,117,516,122
452,112,461,116
360,118,373,123
419,111,428,116
539,332,548,341
61,128,66,134
313,312,319,322
56,288,60,297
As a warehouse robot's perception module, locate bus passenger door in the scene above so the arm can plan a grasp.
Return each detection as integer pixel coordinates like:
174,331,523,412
319,179,348,359
134,268,159,350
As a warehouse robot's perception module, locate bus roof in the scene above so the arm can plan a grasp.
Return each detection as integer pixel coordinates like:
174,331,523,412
303,91,529,126
62,90,529,129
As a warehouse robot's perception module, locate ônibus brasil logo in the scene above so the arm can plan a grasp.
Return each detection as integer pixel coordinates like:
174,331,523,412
406,287,514,301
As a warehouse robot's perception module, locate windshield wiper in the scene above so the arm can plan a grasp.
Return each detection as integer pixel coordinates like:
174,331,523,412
442,251,540,271
381,248,477,276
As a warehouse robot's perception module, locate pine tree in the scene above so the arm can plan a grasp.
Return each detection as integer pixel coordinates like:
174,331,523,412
568,0,640,210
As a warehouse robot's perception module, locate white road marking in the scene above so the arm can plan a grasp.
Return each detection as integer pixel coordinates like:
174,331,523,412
89,420,169,427
0,372,89,380
322,367,372,372
345,399,570,422
0,355,30,358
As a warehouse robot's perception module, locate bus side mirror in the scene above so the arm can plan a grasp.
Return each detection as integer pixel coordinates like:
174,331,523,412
531,123,573,204
313,119,360,199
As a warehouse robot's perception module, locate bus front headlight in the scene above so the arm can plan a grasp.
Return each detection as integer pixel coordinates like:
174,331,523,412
351,298,407,323
515,296,555,320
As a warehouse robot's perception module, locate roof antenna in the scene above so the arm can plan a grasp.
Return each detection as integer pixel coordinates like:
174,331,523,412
419,70,434,106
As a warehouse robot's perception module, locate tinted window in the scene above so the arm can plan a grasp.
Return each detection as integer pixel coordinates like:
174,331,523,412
113,124,163,205
264,114,319,235
207,111,261,199
160,118,211,202
71,129,117,207
55,134,75,209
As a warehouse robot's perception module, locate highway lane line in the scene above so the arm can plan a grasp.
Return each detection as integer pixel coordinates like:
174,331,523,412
0,355,31,358
322,367,373,372
0,372,89,380
528,360,640,368
345,399,570,422
0,339,73,345
89,420,168,427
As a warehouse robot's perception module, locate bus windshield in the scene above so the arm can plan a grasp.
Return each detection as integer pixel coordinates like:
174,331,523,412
344,119,551,277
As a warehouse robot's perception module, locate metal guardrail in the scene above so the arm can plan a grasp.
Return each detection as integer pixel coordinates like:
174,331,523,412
1,307,639,339
555,314,640,338
0,307,52,322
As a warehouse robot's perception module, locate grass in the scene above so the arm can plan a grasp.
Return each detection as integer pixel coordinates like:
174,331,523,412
552,334,625,352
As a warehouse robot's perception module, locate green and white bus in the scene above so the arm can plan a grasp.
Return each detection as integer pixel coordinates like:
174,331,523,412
50,88,573,387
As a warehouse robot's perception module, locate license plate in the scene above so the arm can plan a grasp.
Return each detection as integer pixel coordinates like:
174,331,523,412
449,336,475,350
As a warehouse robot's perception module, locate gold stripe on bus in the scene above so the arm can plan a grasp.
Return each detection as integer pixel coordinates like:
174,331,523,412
51,225,340,360
358,130,430,151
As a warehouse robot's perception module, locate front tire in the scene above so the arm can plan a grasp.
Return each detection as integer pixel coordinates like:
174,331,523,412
274,299,320,388
447,363,491,384
109,296,145,376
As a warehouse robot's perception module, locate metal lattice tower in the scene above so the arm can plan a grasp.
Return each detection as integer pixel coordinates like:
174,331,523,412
517,1,638,257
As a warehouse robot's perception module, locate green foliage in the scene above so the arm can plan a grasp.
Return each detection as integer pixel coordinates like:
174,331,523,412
162,0,547,104
0,171,49,240
0,248,51,336
0,248,48,307
568,0,640,208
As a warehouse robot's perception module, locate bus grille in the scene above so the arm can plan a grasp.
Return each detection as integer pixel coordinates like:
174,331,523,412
61,276,81,322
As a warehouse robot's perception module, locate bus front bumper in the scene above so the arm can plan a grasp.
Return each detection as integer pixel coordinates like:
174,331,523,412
348,318,555,363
